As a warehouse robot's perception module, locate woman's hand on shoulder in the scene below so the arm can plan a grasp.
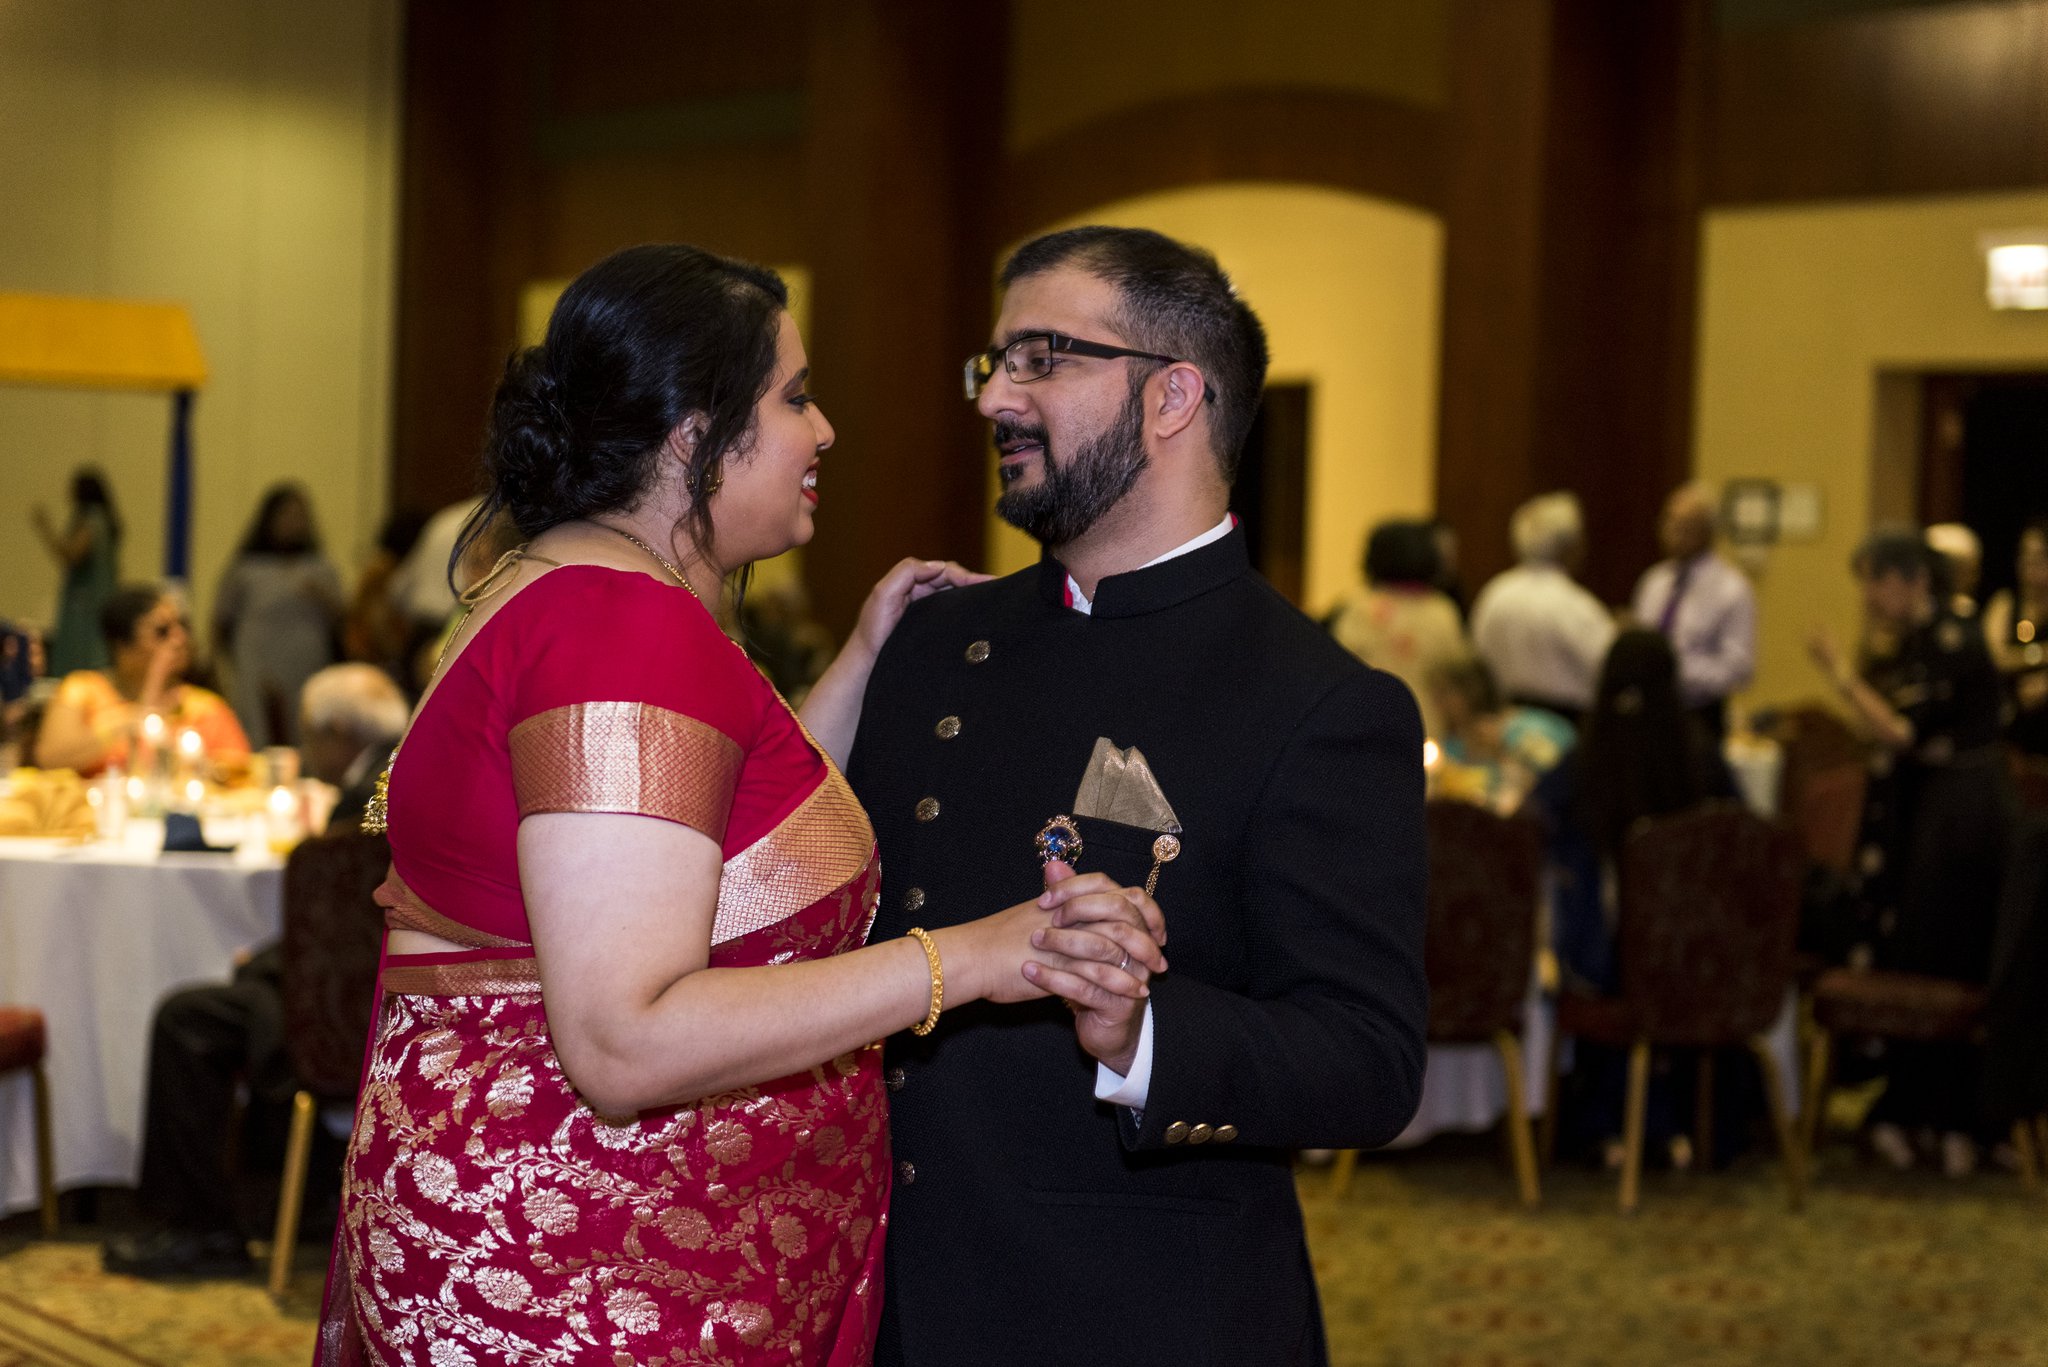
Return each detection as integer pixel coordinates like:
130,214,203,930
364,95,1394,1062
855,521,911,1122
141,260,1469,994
849,558,991,664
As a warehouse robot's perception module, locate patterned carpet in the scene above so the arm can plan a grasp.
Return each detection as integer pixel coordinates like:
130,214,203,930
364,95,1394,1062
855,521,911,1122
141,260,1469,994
1,1143,2042,1366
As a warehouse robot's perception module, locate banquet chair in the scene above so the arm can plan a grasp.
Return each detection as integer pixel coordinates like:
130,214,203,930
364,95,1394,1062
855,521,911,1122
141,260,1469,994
1769,704,1863,818
1806,812,2048,1195
0,1005,57,1236
267,828,389,1299
1332,802,1544,1207
1543,805,1807,1214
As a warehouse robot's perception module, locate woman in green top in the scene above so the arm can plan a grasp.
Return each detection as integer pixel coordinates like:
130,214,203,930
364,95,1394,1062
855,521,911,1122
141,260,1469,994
33,468,122,675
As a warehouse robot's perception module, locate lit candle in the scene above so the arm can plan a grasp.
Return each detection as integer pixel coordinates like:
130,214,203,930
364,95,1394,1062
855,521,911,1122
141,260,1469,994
177,729,203,760
184,778,206,806
141,713,166,743
126,775,145,803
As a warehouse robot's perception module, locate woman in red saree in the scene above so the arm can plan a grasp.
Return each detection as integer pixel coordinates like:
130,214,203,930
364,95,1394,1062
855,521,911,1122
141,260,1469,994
320,246,1165,1366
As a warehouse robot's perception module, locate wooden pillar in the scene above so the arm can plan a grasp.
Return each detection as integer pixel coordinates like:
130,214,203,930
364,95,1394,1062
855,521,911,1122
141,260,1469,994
1436,0,1709,604
389,0,541,519
799,0,1005,635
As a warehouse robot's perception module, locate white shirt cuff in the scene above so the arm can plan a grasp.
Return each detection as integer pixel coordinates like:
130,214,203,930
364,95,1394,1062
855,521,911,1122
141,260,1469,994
1092,1001,1155,1113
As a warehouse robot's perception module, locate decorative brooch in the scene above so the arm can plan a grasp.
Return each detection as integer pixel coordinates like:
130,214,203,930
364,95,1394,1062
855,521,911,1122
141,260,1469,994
1035,815,1084,868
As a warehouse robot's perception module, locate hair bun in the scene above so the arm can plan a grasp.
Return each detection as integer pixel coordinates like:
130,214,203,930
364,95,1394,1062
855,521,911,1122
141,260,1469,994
484,347,581,532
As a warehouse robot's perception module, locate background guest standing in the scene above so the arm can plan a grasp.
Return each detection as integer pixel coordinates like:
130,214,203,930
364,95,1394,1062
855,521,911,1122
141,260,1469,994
1330,519,1468,739
31,468,122,676
213,484,344,747
1631,483,1757,741
1470,492,1616,726
1982,519,2048,755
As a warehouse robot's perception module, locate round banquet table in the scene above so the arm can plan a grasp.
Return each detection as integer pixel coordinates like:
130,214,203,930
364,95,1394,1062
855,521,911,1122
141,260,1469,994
0,826,283,1216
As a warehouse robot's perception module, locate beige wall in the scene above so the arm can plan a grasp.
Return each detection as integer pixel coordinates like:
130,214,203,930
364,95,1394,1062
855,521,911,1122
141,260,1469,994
0,0,400,637
1005,0,1449,151
985,183,1444,615
1693,191,2048,709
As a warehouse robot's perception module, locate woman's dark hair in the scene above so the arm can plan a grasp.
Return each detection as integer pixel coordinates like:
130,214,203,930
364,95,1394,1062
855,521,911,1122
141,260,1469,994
457,243,790,588
99,585,168,649
70,467,121,546
237,483,319,556
1428,653,1501,718
1364,520,1443,588
1572,629,1719,856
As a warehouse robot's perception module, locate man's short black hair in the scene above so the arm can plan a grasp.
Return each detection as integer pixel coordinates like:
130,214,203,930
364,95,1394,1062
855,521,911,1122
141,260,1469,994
1852,527,1935,583
1000,226,1270,483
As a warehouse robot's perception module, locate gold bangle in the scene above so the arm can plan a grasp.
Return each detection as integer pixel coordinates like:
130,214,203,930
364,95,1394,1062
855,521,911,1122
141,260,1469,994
906,927,943,1036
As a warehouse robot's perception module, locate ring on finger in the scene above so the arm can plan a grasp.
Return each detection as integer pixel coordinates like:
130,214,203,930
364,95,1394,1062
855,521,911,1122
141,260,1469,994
1117,948,1131,973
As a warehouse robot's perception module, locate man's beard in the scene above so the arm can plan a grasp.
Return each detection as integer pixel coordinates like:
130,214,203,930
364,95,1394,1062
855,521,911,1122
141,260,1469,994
994,381,1149,547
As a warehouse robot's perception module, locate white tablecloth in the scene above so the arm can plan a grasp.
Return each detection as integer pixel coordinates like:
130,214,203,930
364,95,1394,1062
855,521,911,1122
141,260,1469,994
0,832,282,1215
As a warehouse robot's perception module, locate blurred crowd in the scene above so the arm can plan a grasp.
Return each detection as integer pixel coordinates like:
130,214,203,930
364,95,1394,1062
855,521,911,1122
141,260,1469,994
1324,488,2043,1178
7,465,2039,1188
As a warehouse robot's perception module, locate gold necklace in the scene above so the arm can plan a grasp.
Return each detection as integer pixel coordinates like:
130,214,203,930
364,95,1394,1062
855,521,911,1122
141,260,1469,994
599,524,704,602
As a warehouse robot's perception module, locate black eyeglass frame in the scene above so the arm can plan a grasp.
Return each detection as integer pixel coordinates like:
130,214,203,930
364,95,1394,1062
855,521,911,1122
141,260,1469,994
962,331,1214,403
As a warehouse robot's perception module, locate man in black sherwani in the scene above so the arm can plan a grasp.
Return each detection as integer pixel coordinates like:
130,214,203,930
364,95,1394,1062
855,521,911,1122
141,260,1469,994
848,226,1428,1367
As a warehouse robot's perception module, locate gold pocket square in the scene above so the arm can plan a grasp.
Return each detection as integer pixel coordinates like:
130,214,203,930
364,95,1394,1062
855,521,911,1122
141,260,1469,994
1072,738,1181,835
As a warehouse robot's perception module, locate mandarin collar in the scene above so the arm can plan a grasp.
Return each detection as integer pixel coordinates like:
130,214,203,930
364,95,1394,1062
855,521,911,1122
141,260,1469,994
1035,526,1251,619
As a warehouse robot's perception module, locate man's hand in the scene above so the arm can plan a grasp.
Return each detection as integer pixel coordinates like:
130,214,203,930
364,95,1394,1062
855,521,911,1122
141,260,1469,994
1027,863,1168,1076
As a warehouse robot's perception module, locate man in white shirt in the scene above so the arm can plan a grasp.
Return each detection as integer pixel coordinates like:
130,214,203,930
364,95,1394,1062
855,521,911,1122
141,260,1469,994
1632,482,1757,738
1470,492,1616,723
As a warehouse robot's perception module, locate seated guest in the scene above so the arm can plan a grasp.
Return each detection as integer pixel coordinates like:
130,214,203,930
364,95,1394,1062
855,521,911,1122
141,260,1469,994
1523,629,1735,1165
1471,492,1617,725
1632,482,1756,741
1330,519,1468,738
1982,519,2048,755
1808,528,2014,1176
101,663,406,1278
1426,654,1574,813
33,585,249,778
1523,629,1734,994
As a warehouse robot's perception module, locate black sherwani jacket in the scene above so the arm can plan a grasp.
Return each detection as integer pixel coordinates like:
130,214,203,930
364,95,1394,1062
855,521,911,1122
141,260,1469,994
847,529,1428,1367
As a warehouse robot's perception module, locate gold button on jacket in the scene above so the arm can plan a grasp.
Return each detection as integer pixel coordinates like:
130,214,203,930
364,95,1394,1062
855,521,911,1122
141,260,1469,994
1213,1124,1239,1144
964,639,991,663
1187,1123,1214,1145
903,887,926,912
1163,1121,1190,1145
914,797,941,822
934,715,962,740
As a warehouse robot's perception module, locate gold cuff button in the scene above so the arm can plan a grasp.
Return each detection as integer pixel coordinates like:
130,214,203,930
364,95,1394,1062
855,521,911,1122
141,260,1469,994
1214,1124,1238,1144
965,640,991,664
1164,1121,1190,1145
1187,1123,1214,1145
914,797,941,822
935,715,962,740
903,887,926,912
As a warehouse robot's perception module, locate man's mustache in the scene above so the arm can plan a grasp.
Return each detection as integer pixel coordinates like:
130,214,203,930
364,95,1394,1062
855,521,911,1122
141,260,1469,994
992,420,1049,452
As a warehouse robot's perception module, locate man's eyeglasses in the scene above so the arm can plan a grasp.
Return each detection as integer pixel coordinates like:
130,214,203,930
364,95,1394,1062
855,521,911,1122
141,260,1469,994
962,332,1212,403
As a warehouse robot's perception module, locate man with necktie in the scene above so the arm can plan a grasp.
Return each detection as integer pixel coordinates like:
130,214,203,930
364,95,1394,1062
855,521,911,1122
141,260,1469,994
1632,482,1757,739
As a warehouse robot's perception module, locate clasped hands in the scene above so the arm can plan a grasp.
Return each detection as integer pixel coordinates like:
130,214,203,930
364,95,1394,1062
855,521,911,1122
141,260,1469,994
1022,862,1167,1077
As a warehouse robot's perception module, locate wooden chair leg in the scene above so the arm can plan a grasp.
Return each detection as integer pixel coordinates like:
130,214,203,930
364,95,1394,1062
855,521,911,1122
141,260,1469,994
1538,1024,1564,1169
1694,1049,1716,1171
1493,1032,1541,1208
2014,1119,2040,1194
1330,1148,1358,1199
1802,1029,1832,1157
1620,1039,1651,1215
1750,1036,1806,1212
268,1091,317,1300
30,1063,57,1238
